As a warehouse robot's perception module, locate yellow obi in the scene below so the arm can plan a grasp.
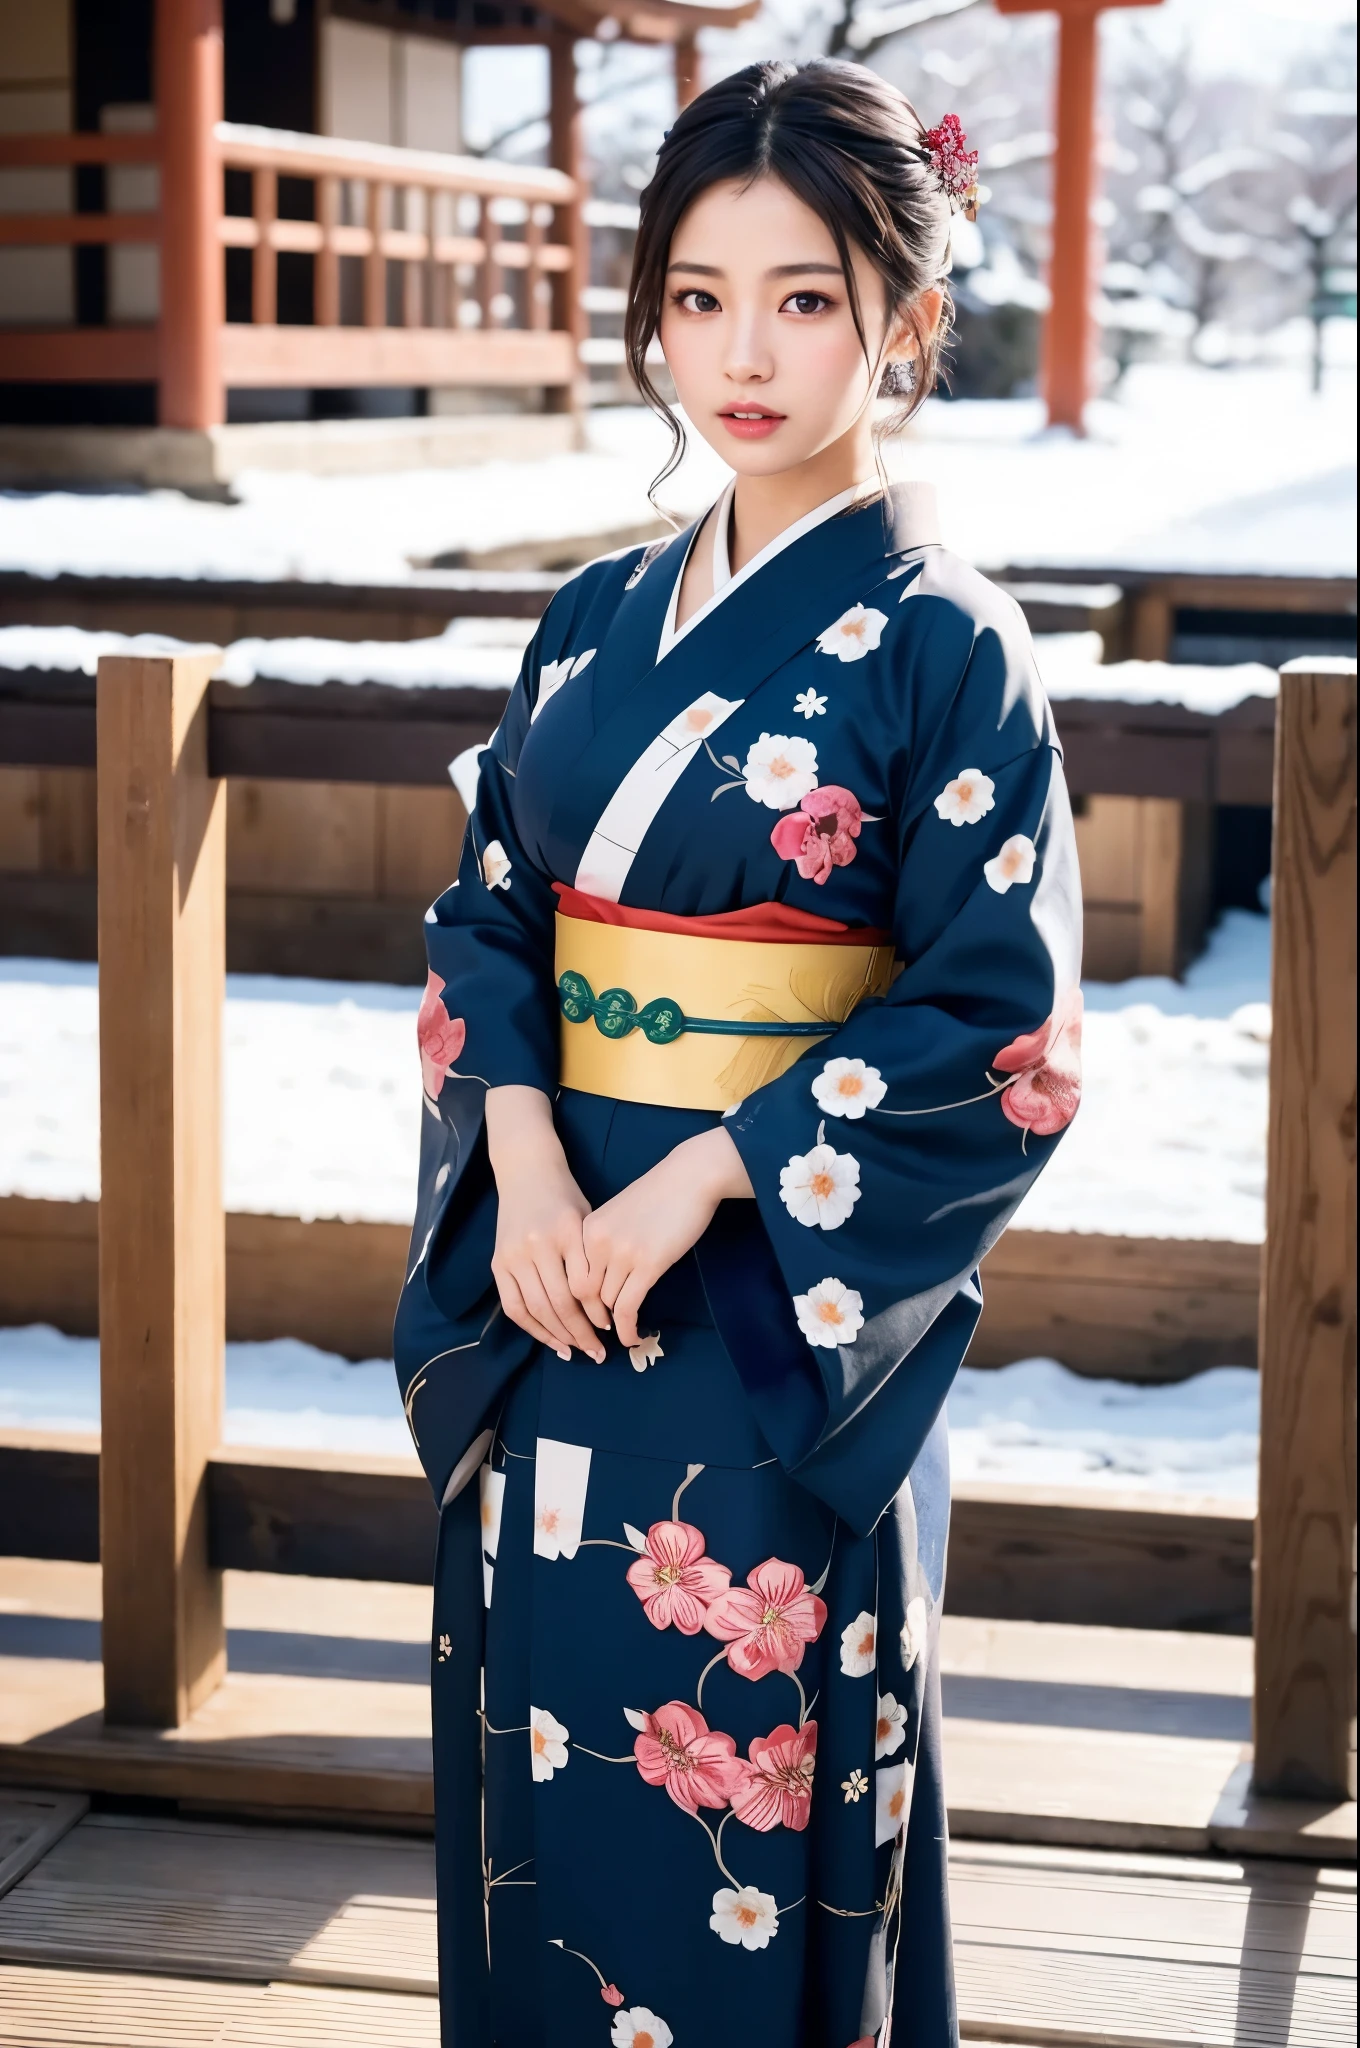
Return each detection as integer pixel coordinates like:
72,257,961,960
555,910,894,1113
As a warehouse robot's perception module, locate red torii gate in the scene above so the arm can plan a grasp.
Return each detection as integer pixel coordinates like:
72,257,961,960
997,0,1163,431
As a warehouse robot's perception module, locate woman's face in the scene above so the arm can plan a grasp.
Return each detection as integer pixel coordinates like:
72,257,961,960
658,174,924,479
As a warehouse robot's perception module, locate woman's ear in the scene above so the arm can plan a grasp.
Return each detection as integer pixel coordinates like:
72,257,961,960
893,286,945,363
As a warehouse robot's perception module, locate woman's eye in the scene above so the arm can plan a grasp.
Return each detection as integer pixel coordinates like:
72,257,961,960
782,291,832,316
677,289,720,314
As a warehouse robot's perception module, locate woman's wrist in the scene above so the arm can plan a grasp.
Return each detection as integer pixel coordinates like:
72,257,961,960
680,1124,754,1201
485,1084,566,1181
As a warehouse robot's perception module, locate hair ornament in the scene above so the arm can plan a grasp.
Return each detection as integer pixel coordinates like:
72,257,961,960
922,113,980,220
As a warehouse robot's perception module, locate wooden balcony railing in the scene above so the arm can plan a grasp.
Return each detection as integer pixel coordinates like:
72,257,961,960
0,121,582,415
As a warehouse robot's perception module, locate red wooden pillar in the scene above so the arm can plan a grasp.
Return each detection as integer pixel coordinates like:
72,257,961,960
548,29,589,419
998,0,1161,432
675,34,701,110
157,0,224,429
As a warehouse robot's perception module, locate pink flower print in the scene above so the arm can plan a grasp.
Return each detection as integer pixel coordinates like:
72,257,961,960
625,1521,732,1636
993,988,1083,1137
702,1558,828,1680
769,784,865,885
601,1985,625,2007
730,1720,818,1833
632,1701,744,1815
417,970,466,1101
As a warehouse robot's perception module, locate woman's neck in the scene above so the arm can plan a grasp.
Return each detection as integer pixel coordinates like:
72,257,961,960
728,419,878,573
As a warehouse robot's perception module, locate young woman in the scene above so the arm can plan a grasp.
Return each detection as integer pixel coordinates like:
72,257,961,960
398,57,1081,2048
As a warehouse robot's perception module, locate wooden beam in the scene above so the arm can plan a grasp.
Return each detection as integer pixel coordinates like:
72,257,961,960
217,322,576,388
156,0,225,429
0,1196,1265,1380
1254,658,1357,1801
96,651,228,1729
0,1430,1259,1632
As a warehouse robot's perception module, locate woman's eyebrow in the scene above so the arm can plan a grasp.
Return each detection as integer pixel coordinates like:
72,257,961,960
768,261,843,277
666,260,724,274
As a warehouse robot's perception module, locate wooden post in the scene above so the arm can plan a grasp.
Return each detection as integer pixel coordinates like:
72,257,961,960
156,0,224,430
316,176,340,327
251,165,277,327
996,0,1162,432
1254,657,1357,1802
97,652,227,1729
674,33,701,110
364,180,387,328
548,29,589,419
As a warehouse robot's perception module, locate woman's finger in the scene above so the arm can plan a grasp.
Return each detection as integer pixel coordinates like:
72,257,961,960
542,1257,607,1361
610,1269,656,1349
564,1238,611,1335
516,1264,579,1360
494,1268,567,1357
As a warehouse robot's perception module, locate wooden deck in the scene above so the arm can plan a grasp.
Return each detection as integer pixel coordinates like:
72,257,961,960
0,1798,1351,2046
0,1561,1352,1863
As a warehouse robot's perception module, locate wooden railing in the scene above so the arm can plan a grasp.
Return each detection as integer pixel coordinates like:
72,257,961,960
0,122,581,408
2,644,1350,1810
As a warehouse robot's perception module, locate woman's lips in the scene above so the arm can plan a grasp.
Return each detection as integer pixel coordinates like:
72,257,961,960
718,408,785,440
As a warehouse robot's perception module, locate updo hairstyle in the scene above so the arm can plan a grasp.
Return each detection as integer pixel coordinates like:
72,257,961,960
624,59,957,494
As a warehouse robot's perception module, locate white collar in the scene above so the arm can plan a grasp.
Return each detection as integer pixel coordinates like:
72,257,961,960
656,478,880,665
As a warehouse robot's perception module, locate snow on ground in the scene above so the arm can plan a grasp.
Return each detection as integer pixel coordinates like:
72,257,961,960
0,617,534,693
0,906,1271,1239
0,619,1280,716
1034,633,1278,715
0,361,1352,585
0,1323,1258,1496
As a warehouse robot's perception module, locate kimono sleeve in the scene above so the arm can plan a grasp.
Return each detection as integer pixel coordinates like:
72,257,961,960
395,613,568,1507
709,610,1082,1535
420,648,561,1101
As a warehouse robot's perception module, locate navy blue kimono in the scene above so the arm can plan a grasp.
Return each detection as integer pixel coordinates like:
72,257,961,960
394,482,1082,2047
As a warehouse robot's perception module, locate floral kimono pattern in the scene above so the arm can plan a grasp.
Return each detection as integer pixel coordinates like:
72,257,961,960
394,483,1082,2048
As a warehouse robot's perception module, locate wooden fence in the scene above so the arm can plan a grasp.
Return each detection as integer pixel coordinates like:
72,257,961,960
0,648,1354,1810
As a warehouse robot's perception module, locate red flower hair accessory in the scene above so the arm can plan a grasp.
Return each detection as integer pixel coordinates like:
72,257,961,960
923,112,980,220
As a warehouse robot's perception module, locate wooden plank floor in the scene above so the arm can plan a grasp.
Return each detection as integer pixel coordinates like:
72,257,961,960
0,1559,1353,1859
0,1804,1352,2047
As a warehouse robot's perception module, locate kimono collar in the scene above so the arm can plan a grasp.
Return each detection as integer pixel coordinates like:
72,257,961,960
655,476,937,666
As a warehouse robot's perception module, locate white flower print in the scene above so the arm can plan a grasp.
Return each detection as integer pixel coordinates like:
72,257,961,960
710,1884,779,1950
794,688,828,719
529,1705,569,1782
532,1438,591,1561
779,1125,861,1230
628,1333,664,1373
479,1462,506,1609
840,1610,877,1678
900,1595,929,1672
816,602,889,663
984,833,1037,894
532,646,595,723
794,1277,865,1349
480,838,512,890
811,1056,886,1122
875,1691,907,1760
934,768,996,827
612,2010,674,2048
875,1761,908,1846
742,731,819,810
842,1768,869,1803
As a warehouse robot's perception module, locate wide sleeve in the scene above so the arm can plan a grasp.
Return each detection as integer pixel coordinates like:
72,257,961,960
393,610,569,1504
702,600,1083,1535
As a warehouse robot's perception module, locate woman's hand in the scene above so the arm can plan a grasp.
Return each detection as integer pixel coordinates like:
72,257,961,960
485,1086,608,1362
580,1126,754,1348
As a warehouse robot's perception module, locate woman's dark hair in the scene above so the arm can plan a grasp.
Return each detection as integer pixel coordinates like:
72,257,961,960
625,59,957,498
